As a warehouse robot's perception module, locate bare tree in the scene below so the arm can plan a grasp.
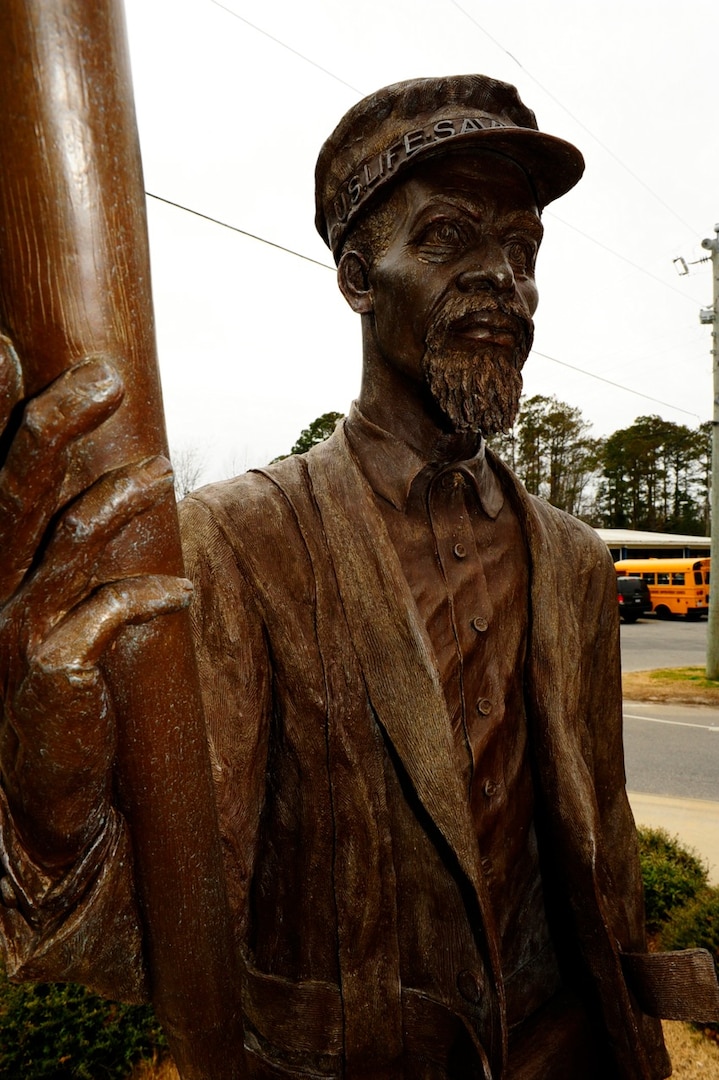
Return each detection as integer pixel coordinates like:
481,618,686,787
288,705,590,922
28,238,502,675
171,445,205,499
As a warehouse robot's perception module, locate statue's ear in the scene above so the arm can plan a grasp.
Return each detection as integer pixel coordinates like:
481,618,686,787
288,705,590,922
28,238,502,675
337,251,373,314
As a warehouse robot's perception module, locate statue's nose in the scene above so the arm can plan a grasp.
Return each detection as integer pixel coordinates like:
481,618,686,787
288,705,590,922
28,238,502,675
456,259,514,294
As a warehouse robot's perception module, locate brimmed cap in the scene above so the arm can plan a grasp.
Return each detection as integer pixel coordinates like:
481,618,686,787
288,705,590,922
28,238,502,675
315,75,584,259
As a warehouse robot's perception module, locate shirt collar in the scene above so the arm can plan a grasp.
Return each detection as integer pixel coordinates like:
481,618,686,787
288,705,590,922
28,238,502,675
344,402,505,518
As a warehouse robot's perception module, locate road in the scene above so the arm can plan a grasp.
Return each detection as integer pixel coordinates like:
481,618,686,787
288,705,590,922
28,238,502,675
623,701,719,802
620,613,707,672
618,620,719,880
623,703,719,881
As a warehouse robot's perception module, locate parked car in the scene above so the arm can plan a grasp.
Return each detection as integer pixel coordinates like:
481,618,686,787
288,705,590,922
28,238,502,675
617,577,652,623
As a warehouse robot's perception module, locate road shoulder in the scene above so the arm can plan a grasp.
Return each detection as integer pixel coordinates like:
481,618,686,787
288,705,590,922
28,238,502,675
628,791,719,885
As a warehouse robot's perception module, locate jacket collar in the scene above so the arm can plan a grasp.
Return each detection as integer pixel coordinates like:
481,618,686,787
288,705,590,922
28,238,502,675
344,402,504,518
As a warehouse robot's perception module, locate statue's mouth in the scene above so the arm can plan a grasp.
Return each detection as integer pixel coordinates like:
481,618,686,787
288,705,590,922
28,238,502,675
446,310,521,347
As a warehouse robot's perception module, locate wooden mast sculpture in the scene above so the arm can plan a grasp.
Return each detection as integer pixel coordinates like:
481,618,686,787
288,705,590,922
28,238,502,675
0,2,246,1076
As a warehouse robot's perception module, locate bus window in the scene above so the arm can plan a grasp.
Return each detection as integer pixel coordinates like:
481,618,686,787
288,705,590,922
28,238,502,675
614,558,710,618
707,572,711,585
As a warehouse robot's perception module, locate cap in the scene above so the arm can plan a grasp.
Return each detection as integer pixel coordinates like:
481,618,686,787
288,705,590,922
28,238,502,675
315,75,584,259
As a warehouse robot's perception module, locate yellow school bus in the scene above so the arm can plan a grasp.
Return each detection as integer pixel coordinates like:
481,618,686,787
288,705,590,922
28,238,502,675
614,558,710,620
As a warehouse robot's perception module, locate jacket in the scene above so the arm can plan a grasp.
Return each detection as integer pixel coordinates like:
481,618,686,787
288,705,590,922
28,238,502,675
177,425,670,1077
7,421,717,1076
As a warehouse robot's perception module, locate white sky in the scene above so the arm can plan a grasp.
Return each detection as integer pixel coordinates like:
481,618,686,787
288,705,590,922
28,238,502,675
122,0,719,483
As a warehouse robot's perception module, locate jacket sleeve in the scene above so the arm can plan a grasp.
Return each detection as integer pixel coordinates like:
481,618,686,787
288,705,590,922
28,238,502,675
0,489,270,1000
179,493,271,945
580,537,646,946
0,792,149,1001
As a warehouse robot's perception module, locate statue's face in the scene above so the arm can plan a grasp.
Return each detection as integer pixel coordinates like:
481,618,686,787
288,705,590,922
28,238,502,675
367,150,542,433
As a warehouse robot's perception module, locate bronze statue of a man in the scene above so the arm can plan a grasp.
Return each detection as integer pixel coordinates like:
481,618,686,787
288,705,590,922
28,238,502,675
1,74,718,1079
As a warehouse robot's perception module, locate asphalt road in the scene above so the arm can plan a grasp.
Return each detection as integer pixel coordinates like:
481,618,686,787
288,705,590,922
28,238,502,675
623,701,719,880
623,701,719,802
618,617,719,877
619,614,708,672
620,616,717,801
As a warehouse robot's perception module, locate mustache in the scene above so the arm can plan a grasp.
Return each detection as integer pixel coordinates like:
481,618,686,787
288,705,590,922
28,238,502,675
426,294,534,356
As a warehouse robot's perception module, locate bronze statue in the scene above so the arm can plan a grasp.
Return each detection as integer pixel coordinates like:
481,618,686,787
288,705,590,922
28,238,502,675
1,41,718,1080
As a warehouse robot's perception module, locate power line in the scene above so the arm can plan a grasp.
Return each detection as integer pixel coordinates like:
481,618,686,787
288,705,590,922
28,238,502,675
548,212,701,304
448,0,698,236
532,350,702,421
147,191,703,421
146,188,706,423
208,0,701,305
146,192,335,271
208,0,362,95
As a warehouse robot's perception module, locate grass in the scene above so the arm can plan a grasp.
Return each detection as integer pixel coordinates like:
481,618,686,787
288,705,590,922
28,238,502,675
622,666,719,705
129,1024,718,1079
129,1058,179,1079
663,1020,719,1077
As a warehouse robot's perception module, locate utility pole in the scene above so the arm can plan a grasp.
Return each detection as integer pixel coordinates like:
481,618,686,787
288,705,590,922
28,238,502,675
702,225,719,678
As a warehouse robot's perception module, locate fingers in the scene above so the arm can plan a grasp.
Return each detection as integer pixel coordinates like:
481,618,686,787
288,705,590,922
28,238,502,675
4,571,191,869
33,574,193,675
0,410,167,612
0,334,24,435
23,356,123,449
0,357,123,590
27,455,175,615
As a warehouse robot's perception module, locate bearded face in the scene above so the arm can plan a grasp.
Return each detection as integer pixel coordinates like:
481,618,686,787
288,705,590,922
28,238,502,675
421,295,534,435
354,151,542,440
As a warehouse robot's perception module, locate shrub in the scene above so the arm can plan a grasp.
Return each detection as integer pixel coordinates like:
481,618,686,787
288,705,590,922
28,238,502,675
636,826,709,933
660,886,719,1037
0,962,166,1080
660,886,719,975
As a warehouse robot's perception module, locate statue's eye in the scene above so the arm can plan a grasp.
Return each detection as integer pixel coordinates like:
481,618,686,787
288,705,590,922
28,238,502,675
423,220,462,246
415,219,465,259
505,240,536,275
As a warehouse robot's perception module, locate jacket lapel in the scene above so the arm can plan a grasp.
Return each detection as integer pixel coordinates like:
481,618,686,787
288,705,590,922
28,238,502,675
307,427,497,930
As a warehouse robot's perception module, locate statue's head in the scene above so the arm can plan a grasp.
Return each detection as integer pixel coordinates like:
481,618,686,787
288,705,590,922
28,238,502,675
315,75,583,261
314,76,584,436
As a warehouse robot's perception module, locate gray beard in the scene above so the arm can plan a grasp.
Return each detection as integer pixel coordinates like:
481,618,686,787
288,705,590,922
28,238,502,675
422,343,525,436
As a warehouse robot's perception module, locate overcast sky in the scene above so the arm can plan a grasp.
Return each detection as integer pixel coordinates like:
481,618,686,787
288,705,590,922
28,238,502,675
122,0,719,482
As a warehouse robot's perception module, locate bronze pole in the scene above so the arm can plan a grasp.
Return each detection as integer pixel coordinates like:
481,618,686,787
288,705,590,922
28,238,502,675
0,2,246,1076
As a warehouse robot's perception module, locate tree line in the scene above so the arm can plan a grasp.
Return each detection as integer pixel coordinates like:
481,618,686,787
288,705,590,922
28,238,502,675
488,395,711,534
173,400,711,535
275,400,711,534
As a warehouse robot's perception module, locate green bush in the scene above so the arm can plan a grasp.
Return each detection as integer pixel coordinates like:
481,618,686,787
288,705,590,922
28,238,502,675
659,885,719,1036
659,885,719,975
0,962,165,1080
637,826,709,933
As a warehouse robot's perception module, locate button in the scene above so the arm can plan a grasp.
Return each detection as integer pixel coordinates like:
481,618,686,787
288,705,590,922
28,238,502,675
480,856,495,886
453,542,467,559
471,615,488,633
456,969,483,1004
483,779,498,798
477,698,492,716
0,876,18,908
